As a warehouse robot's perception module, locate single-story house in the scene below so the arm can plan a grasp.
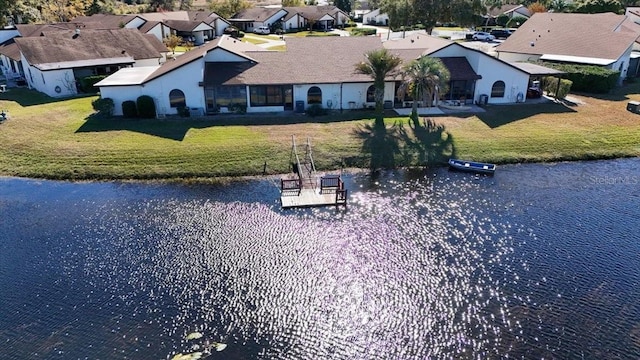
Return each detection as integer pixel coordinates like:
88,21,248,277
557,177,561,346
496,12,640,83
383,33,552,105
363,9,389,26
96,33,556,117
282,6,350,31
482,4,531,27
229,7,288,33
15,28,166,97
73,11,230,44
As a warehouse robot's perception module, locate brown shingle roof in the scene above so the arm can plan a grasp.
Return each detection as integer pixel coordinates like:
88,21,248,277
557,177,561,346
496,12,640,61
145,38,223,83
164,19,210,32
282,5,345,22
15,28,161,68
383,32,452,53
187,10,222,23
0,40,21,61
71,14,139,29
209,36,384,85
232,7,284,22
439,57,481,81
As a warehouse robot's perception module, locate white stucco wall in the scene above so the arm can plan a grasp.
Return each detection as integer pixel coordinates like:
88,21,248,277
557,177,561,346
126,17,146,29
291,82,394,111
433,45,529,104
496,51,541,63
144,59,205,116
25,64,77,98
204,48,248,62
99,85,145,116
215,19,230,36
135,58,161,67
0,55,21,79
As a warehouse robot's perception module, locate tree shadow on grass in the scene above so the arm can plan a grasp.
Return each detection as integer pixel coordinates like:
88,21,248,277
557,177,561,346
477,102,576,129
353,120,401,171
76,115,218,141
398,117,456,167
0,88,96,107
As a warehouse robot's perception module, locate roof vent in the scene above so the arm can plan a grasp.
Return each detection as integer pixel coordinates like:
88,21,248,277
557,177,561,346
75,28,80,35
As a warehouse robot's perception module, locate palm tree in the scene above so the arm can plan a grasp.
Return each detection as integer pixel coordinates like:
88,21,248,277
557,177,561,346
355,48,402,127
397,56,450,121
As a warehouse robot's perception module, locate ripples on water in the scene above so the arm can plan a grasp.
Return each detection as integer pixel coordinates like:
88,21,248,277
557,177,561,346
1,159,639,359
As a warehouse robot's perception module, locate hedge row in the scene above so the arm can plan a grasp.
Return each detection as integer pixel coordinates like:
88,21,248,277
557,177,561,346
540,62,619,93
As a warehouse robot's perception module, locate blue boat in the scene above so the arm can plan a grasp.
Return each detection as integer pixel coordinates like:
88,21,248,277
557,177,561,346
448,158,496,175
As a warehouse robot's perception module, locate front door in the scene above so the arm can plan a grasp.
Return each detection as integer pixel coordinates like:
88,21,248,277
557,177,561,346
284,86,293,110
205,87,216,114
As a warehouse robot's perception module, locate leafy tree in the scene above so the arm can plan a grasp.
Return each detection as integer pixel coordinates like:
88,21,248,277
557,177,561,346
397,56,449,121
549,0,573,12
354,48,402,126
380,0,411,31
164,34,181,54
507,15,528,28
573,0,623,13
282,0,304,6
527,1,548,13
209,0,252,19
334,0,352,13
179,0,193,10
148,0,175,11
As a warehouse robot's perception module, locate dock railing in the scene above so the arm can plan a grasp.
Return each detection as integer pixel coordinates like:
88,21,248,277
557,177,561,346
281,178,302,196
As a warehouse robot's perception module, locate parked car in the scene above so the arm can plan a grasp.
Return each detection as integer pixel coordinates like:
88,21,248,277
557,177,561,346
490,29,513,39
472,32,495,42
253,26,270,35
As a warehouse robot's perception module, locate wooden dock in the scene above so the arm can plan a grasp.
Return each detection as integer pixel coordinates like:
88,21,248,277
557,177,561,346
279,136,348,208
281,187,347,208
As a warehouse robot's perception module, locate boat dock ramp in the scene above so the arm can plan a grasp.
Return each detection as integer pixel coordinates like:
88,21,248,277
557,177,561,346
280,136,348,208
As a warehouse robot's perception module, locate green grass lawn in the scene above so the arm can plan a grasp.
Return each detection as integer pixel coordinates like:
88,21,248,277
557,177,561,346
0,86,639,181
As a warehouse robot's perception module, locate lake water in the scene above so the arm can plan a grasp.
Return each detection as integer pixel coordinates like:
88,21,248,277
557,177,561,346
1,159,639,359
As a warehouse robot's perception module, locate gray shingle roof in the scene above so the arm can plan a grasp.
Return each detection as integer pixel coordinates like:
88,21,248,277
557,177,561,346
496,12,640,61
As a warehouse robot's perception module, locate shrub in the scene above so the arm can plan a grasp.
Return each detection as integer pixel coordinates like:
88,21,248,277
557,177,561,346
540,62,619,93
122,100,137,118
91,97,114,117
507,16,528,28
79,75,107,93
350,28,377,36
177,106,190,117
228,103,246,114
136,95,156,118
542,77,573,99
306,104,327,117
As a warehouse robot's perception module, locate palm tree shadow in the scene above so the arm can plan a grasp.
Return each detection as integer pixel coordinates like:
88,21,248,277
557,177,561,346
399,117,455,167
353,120,401,171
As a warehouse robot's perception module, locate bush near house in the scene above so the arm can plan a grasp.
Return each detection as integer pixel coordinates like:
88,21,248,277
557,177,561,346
540,62,619,93
507,16,528,28
136,95,156,119
306,104,327,117
542,77,573,99
91,97,114,117
79,75,108,93
350,28,377,36
122,100,137,118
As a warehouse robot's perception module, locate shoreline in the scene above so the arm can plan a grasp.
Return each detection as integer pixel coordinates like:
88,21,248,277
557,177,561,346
2,156,637,185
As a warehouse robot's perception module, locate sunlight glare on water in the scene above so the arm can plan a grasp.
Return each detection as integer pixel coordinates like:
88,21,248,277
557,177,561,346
52,172,527,359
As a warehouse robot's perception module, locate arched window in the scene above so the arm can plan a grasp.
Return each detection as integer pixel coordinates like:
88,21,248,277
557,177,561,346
169,89,186,108
366,85,376,103
491,81,505,98
307,86,322,104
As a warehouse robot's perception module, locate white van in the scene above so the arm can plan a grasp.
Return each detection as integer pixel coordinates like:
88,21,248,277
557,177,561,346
253,26,270,35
